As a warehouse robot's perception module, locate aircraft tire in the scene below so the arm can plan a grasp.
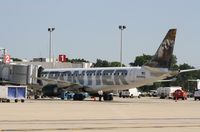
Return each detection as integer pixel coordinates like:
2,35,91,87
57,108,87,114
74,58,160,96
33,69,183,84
103,94,113,101
73,94,85,101
73,94,79,100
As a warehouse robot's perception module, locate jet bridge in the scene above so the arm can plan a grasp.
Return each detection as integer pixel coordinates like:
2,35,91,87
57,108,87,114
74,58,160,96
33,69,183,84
0,63,41,85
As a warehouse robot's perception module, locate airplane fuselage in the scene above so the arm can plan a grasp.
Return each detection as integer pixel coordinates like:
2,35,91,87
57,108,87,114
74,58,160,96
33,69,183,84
40,66,171,93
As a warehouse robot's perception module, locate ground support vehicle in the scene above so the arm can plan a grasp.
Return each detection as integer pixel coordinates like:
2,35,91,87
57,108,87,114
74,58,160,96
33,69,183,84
60,91,75,100
157,87,182,99
0,85,27,103
172,89,187,100
119,88,141,98
194,90,200,101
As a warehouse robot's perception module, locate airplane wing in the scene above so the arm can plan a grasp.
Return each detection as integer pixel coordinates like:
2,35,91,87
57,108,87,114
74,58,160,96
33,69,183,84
179,68,200,73
156,78,177,82
188,79,200,82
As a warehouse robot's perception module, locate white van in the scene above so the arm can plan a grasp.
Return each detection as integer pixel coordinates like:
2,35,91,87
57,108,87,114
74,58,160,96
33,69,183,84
157,86,182,99
120,88,141,98
194,90,200,101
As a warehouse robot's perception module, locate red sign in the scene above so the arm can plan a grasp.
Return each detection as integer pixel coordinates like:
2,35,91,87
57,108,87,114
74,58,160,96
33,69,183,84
4,55,11,64
58,54,67,62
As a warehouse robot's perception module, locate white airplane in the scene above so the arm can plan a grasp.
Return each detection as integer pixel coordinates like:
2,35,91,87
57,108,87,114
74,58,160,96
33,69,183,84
37,28,187,101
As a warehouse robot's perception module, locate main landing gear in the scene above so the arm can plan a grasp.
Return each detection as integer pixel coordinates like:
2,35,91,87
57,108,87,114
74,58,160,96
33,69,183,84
103,94,113,101
98,93,113,101
73,94,85,101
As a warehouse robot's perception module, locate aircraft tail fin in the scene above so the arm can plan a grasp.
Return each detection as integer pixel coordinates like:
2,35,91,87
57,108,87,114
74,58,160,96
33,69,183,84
145,29,177,68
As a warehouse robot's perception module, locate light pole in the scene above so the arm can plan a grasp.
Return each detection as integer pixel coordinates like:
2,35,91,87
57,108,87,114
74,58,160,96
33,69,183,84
119,25,126,67
48,27,55,63
0,48,6,63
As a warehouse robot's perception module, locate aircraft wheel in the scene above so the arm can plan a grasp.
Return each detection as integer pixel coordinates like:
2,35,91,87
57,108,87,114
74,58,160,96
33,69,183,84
73,94,85,101
99,96,102,101
103,94,113,101
73,94,79,100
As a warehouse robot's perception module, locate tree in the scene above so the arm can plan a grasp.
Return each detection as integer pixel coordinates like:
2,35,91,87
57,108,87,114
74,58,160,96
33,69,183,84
171,63,196,91
110,62,121,67
11,58,22,62
130,54,152,66
68,58,88,63
93,59,109,67
170,55,178,70
93,59,124,67
179,63,194,70
130,54,178,69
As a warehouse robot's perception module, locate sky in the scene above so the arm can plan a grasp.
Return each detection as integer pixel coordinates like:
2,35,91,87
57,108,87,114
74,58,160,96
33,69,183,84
0,0,200,67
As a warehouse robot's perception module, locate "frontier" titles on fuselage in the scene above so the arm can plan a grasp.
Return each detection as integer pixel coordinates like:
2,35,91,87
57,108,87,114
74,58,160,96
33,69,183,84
41,69,130,86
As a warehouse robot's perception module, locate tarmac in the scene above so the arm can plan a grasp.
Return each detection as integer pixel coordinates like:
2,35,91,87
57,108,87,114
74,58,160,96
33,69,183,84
0,97,200,132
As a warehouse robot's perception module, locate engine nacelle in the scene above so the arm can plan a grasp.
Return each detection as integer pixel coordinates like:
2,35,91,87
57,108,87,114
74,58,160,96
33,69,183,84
42,84,62,97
